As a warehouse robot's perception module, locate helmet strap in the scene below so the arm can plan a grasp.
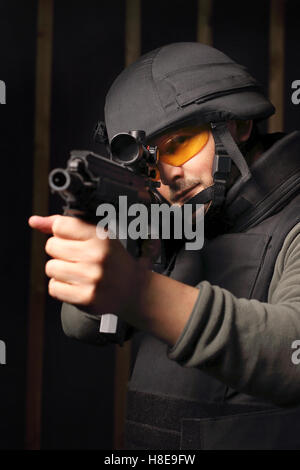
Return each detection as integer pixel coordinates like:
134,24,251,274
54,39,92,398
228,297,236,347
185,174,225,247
210,121,252,208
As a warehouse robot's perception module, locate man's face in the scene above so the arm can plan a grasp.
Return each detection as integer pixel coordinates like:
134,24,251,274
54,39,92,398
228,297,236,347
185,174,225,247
151,126,215,207
151,120,253,208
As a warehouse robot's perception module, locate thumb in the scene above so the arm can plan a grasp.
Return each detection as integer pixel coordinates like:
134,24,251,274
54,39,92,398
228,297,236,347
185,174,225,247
28,215,61,234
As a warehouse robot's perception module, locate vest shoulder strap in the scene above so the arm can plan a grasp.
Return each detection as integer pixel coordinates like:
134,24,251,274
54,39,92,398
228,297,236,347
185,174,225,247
251,193,300,301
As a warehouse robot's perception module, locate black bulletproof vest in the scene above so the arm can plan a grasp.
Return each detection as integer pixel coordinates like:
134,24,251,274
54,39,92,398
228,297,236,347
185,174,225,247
125,132,300,450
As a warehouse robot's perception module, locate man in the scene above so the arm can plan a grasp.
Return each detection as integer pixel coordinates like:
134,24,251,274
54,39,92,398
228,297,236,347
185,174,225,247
29,43,300,449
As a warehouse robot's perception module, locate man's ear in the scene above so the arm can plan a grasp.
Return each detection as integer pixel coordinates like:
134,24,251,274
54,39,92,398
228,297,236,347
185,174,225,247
236,120,253,142
227,120,253,143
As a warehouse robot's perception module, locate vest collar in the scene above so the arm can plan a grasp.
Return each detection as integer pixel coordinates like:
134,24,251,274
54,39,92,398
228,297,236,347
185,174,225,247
206,131,300,236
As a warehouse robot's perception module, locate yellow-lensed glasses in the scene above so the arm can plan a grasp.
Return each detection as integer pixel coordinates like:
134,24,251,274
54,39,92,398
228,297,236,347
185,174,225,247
148,125,210,180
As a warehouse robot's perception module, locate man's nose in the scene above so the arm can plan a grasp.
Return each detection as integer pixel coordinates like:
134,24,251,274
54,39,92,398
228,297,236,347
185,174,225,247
159,162,184,183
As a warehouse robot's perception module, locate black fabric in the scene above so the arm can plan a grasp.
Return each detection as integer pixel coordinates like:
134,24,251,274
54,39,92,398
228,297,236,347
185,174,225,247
212,121,251,183
125,390,300,450
252,198,300,301
125,131,300,449
104,42,274,142
155,63,258,109
180,407,300,450
226,131,300,231
125,420,181,450
126,390,267,432
203,131,300,239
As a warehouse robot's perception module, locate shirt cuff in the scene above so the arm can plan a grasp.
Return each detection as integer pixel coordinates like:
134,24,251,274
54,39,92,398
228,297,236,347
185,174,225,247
167,282,206,363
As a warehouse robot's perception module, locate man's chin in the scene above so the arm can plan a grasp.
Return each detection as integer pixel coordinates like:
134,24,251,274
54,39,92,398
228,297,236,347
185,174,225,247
171,184,204,205
170,187,213,215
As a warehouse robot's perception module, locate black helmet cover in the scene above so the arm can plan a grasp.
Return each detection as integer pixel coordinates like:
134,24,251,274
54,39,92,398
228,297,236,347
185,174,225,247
104,42,275,142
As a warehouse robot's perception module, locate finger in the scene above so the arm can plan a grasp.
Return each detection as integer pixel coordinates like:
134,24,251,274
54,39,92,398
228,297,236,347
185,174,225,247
28,215,61,234
45,259,102,285
45,237,106,263
45,237,84,261
52,216,96,241
48,278,95,305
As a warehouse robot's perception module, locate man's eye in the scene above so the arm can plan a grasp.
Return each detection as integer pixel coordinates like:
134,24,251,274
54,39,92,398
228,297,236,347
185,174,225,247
164,146,175,155
164,136,188,154
175,136,188,144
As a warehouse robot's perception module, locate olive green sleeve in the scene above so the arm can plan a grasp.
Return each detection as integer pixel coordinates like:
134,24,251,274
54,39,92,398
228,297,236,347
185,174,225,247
61,303,136,345
61,303,109,346
168,222,300,406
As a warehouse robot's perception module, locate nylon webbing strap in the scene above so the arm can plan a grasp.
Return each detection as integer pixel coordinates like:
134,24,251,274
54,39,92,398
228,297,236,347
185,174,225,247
187,185,214,205
211,121,252,181
184,179,225,208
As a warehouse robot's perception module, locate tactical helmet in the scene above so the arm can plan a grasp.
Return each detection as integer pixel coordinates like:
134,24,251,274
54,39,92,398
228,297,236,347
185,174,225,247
105,42,274,141
103,42,275,208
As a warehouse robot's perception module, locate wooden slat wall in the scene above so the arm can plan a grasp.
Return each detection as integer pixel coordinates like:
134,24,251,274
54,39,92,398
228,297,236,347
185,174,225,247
114,0,213,449
114,0,141,450
24,0,288,450
197,0,213,45
125,0,141,68
269,0,286,132
25,0,53,450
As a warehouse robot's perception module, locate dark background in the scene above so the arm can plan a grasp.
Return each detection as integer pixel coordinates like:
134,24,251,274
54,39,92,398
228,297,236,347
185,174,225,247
0,0,299,449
